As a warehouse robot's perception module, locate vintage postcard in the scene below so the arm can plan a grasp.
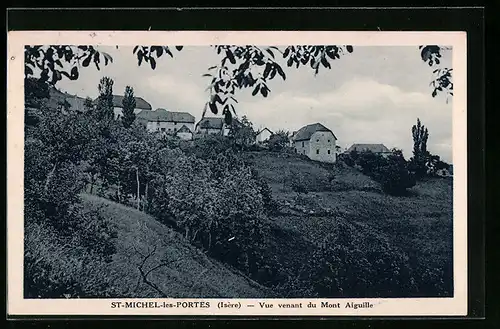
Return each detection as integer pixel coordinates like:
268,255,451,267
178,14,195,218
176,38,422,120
7,30,467,317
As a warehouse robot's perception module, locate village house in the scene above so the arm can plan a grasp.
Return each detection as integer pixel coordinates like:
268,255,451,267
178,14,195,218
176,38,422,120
93,95,153,120
194,117,239,137
255,127,274,144
345,143,393,157
136,108,196,140
292,123,338,163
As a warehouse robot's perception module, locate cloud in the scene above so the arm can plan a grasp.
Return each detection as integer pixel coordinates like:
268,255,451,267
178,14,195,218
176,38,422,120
238,76,452,162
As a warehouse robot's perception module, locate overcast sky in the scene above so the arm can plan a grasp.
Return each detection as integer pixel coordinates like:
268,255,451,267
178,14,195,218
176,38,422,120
57,46,453,163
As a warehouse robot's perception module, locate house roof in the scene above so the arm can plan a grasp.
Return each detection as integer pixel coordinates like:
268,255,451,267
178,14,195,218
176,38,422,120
47,87,88,112
93,95,152,110
256,127,274,136
136,108,195,123
346,143,391,153
196,117,224,130
292,123,337,141
176,125,193,133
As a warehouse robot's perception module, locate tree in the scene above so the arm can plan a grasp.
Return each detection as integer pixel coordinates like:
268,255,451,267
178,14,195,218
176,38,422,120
24,44,452,120
409,118,430,179
372,150,416,196
121,86,137,128
96,77,115,121
267,130,290,151
228,115,256,150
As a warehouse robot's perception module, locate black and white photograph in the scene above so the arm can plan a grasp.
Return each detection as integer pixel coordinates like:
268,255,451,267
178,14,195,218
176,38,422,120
7,31,468,316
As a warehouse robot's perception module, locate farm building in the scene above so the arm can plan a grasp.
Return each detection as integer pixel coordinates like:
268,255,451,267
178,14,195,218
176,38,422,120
292,123,338,163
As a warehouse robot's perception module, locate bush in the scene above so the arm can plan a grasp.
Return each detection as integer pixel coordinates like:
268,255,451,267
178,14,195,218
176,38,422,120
305,221,417,298
24,221,119,298
371,153,416,195
148,150,269,274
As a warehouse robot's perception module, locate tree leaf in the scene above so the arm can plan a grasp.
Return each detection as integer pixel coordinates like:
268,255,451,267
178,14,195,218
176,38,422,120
226,50,236,64
261,86,268,98
175,46,183,51
276,64,286,80
150,57,156,70
263,63,271,79
202,73,212,77
214,94,223,104
155,46,163,57
346,45,354,53
133,46,139,54
209,102,218,114
252,84,260,96
208,65,218,70
70,66,79,80
283,47,290,58
266,48,275,58
82,54,92,67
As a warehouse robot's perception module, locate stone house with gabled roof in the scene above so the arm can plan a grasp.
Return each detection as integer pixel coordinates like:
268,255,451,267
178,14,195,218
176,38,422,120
194,117,241,137
175,124,194,141
292,123,338,163
346,143,392,157
136,108,195,138
255,127,274,144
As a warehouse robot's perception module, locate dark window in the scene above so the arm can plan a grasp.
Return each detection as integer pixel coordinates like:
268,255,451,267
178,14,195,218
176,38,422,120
328,150,331,154
302,141,304,147
328,139,330,142
316,149,319,154
161,128,166,132
317,139,319,142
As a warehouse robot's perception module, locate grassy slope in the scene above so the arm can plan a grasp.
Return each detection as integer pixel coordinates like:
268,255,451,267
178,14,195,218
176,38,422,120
80,193,273,298
244,151,453,273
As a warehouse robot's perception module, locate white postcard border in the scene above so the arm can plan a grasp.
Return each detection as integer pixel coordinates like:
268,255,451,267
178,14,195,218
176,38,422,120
7,30,467,317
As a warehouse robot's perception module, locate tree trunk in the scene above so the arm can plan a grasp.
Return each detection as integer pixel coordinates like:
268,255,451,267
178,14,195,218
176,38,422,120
117,180,122,203
144,181,149,213
136,167,140,210
44,162,58,192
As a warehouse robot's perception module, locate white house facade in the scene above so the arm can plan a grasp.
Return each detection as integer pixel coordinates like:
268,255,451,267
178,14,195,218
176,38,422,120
292,123,337,163
175,125,194,141
136,108,195,139
195,117,224,135
255,128,273,144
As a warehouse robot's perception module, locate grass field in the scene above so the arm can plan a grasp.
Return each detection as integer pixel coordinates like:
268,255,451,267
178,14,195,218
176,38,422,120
79,193,273,298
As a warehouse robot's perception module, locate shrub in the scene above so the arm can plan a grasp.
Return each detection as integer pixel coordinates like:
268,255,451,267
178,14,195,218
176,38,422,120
24,221,119,298
148,150,269,274
371,153,416,196
305,221,417,298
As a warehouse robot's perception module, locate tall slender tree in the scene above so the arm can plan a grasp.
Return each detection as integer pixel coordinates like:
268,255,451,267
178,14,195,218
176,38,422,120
410,118,430,179
96,76,114,121
412,118,429,158
121,86,137,128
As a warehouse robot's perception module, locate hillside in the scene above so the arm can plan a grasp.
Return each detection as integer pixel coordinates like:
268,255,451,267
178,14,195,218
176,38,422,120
244,151,454,295
79,193,273,298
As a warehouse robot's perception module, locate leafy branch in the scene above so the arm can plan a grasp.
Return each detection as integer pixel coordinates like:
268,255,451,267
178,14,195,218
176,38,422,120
419,45,453,99
24,45,113,84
